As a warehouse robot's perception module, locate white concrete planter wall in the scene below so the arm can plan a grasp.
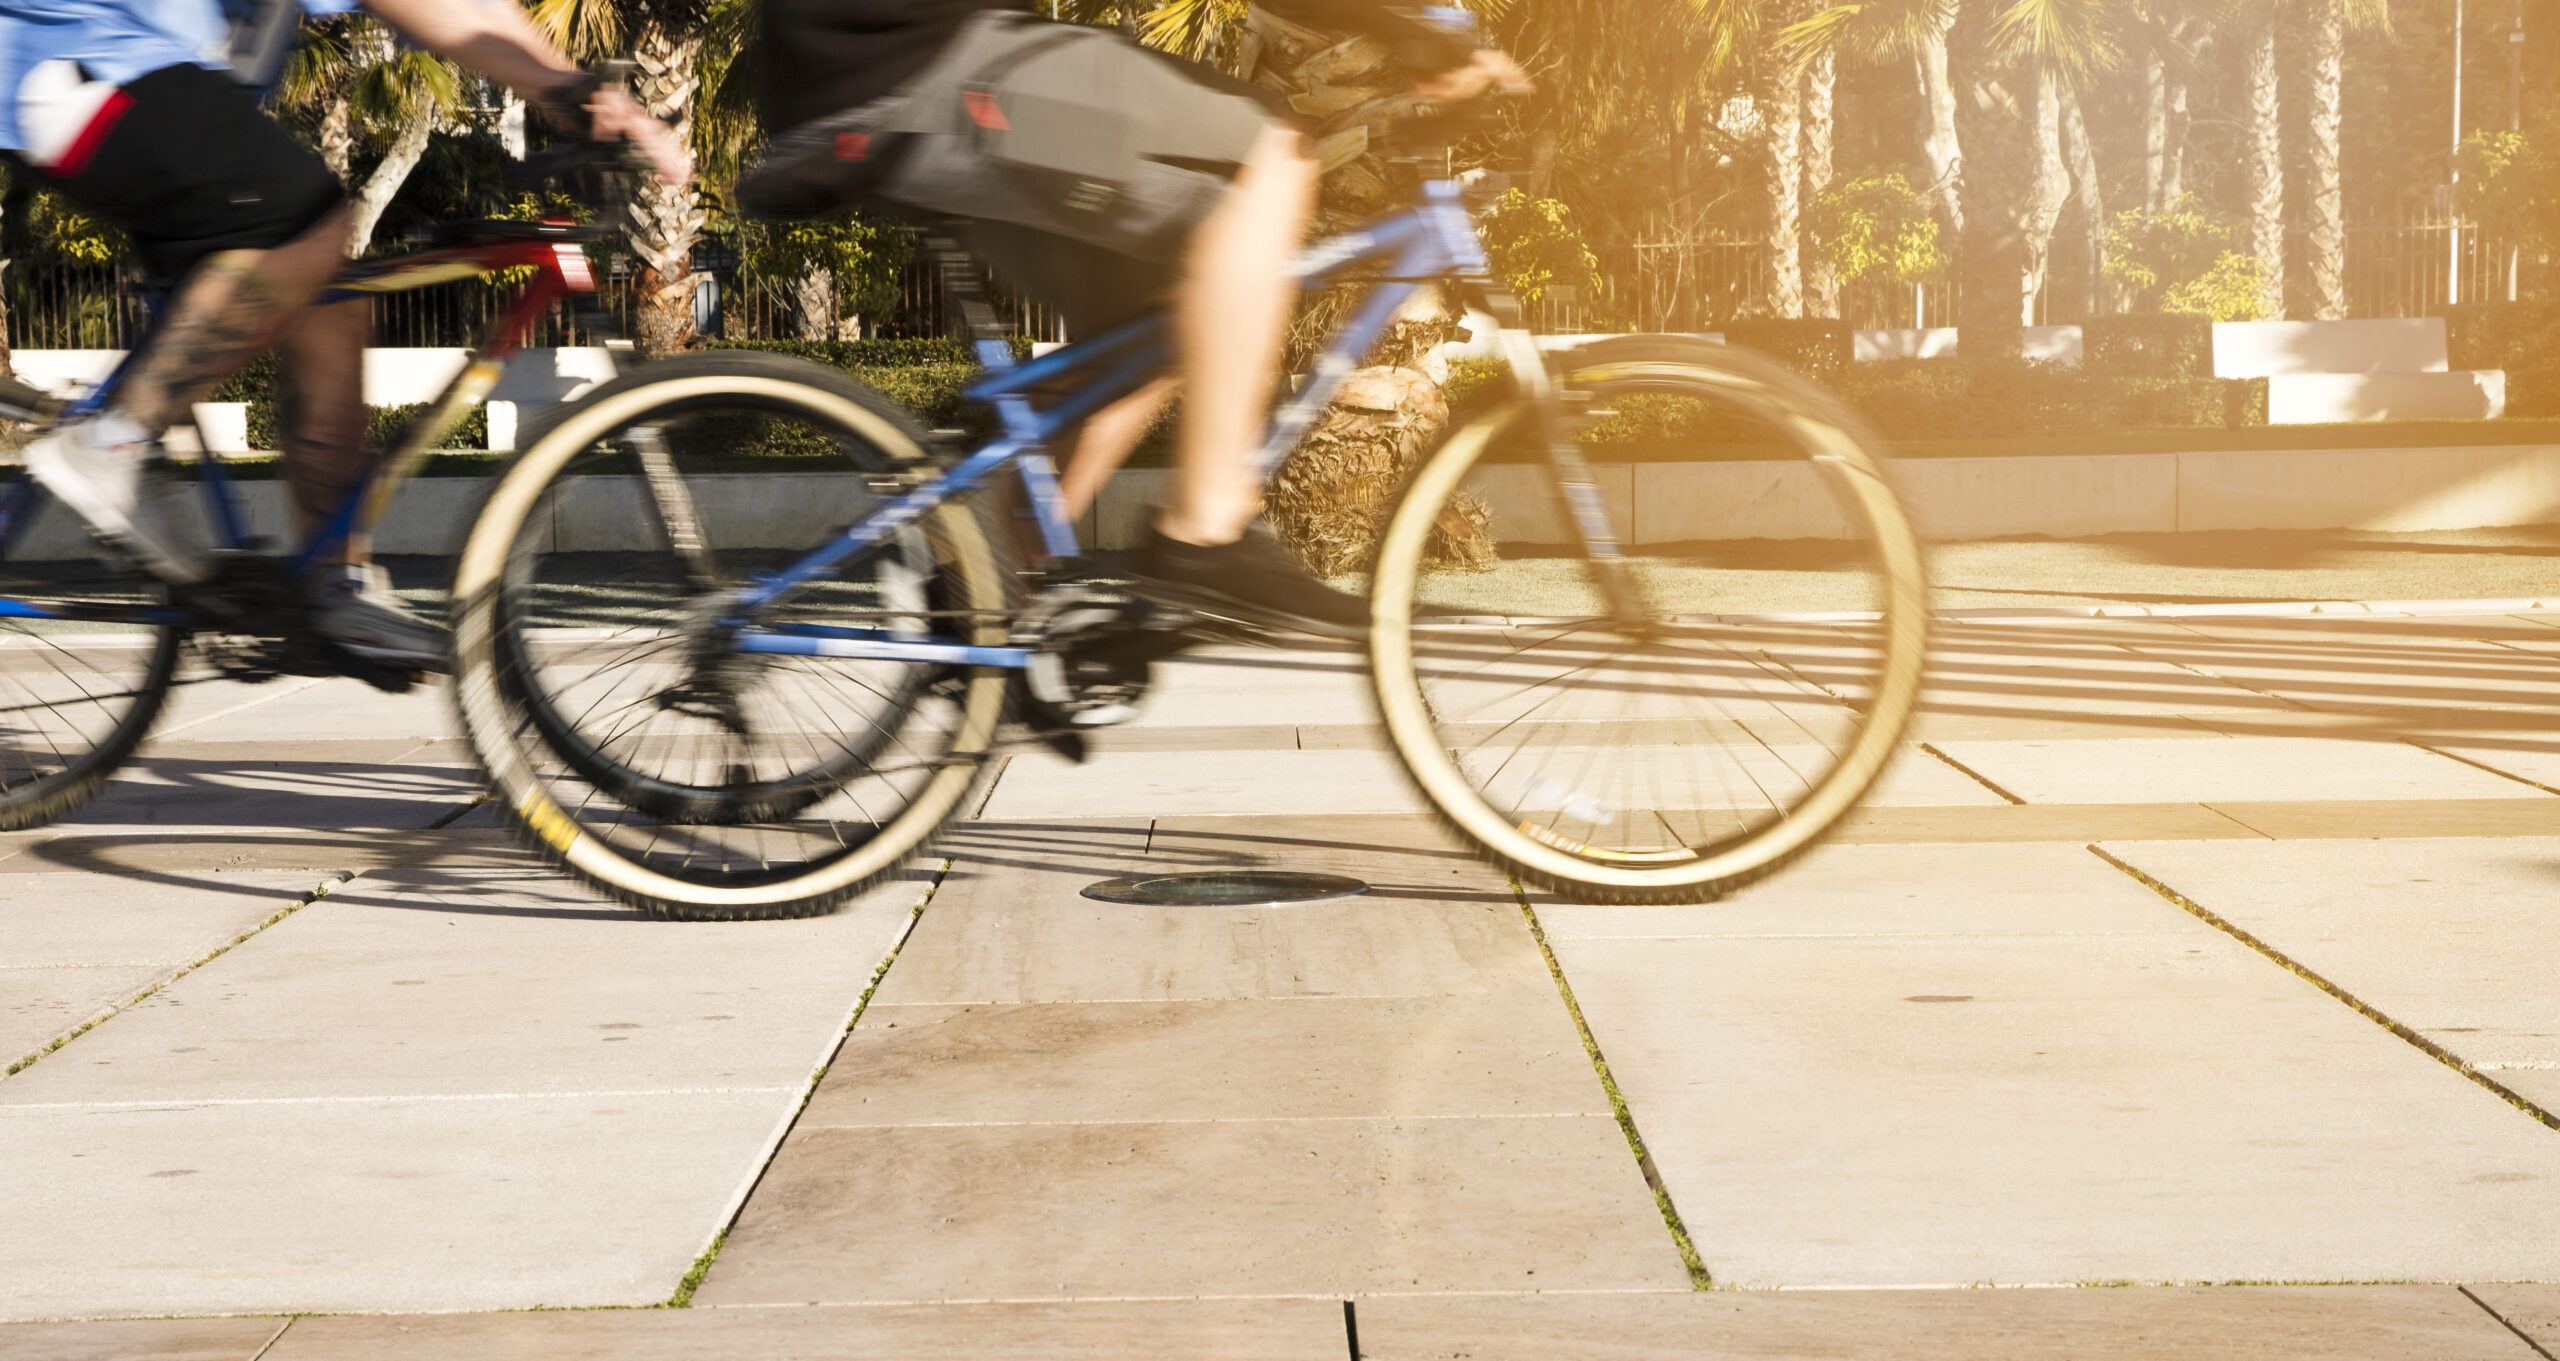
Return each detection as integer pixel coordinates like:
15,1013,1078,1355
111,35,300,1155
12,444,2559,561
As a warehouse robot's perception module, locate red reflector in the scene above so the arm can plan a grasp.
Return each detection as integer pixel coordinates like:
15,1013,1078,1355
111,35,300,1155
833,131,870,162
963,89,1010,131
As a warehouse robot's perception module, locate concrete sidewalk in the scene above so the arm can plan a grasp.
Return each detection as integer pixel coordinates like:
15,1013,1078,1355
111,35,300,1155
7,606,2560,1355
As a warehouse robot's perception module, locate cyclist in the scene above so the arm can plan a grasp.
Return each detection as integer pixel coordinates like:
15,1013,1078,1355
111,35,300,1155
749,0,1528,638
0,0,688,668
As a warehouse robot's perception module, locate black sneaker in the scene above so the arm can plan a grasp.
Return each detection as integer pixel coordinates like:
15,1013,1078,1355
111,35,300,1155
1133,524,1370,640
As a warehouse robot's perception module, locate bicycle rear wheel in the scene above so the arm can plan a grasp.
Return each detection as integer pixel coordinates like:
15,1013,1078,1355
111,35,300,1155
0,474,182,829
450,352,1014,920
1369,335,1928,903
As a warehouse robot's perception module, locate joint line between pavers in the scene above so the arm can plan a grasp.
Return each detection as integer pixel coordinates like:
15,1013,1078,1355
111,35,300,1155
244,1316,295,1361
668,856,955,1308
1914,743,2027,805
2397,741,2560,798
2086,844,2560,1134
3,870,353,1079
2462,1284,2560,1361
1513,880,1714,1290
801,1113,1607,1130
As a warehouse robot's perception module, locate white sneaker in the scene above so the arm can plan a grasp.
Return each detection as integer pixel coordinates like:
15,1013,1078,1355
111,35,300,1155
311,563,447,670
21,414,198,581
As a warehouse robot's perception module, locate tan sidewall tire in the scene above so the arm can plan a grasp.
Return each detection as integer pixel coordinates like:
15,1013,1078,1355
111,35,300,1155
450,363,1011,915
1368,342,1928,899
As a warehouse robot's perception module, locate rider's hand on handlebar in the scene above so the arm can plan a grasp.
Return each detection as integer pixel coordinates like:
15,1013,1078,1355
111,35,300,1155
1415,49,1533,103
582,85,693,187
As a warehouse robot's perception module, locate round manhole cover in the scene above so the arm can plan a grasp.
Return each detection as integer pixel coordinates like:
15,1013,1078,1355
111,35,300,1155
1080,870,1369,906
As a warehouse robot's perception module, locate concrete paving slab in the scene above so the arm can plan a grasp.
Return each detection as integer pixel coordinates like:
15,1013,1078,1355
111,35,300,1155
135,738,441,766
814,994,1606,1125
2422,736,2560,793
0,872,323,1073
1916,633,2293,719
1907,712,2237,742
1933,736,2547,804
153,678,460,744
1121,647,1371,730
0,829,528,876
258,1299,1347,1361
693,1114,1688,1303
0,866,926,1102
0,1316,285,1360
1536,842,2227,942
1830,801,2262,844
1350,1285,2541,1360
2204,798,2560,840
979,747,1430,819
2468,1283,2560,1354
2100,839,2560,1113
2117,625,2560,717
0,1091,789,1319
1543,843,2560,1286
51,752,478,831
2,966,165,1076
873,840,1538,1006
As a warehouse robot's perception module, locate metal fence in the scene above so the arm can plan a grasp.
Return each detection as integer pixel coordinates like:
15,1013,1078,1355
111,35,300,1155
5,214,2546,354
0,236,1069,352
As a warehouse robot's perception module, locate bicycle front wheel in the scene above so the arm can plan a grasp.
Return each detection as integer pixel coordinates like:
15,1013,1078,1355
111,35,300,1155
1369,335,1928,903
450,352,1014,920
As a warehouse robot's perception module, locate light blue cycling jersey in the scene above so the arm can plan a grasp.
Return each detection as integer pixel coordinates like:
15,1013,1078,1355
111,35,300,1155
0,0,354,149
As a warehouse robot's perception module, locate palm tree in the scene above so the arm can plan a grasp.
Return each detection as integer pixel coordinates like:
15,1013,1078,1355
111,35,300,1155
2236,0,2282,317
277,16,466,255
1801,48,1838,315
1782,0,1961,234
528,0,723,354
2302,0,2392,319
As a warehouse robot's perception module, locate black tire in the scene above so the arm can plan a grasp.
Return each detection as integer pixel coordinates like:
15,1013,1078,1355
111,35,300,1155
451,352,1014,920
0,475,181,830
1368,335,1929,904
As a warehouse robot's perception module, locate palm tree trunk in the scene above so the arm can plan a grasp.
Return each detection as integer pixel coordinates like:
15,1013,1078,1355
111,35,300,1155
1802,51,1838,318
2022,67,2068,327
2144,50,2166,211
2064,90,2107,317
1917,36,1964,232
793,266,837,341
2306,0,2347,318
628,17,707,355
1950,5,2033,362
2244,4,2285,318
1760,67,1805,318
319,95,355,185
346,101,434,255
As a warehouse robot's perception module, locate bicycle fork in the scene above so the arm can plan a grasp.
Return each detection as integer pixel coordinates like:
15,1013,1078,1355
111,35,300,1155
1489,311,1651,633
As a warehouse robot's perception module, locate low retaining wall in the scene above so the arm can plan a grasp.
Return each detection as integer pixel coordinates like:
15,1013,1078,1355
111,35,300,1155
11,445,2555,560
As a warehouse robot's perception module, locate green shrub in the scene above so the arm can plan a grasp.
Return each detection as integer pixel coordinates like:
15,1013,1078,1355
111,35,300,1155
1721,318,1853,378
2082,314,2213,379
241,400,490,451
1442,357,1511,420
1843,359,2248,439
702,336,1035,366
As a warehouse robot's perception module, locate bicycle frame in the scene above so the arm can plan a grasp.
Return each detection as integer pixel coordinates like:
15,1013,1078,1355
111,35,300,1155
723,177,1524,672
0,224,602,627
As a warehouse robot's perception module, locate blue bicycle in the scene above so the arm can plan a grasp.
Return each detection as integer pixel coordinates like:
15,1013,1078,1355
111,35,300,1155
449,152,1930,918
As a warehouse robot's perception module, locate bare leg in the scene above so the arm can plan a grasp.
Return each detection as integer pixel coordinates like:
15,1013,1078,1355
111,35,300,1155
1158,124,1316,547
115,205,355,436
1055,376,1176,518
274,294,373,563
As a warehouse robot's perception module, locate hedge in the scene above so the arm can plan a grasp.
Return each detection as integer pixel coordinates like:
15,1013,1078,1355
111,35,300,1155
1442,353,2261,454
2082,315,2213,379
1719,318,1854,378
2433,302,2560,418
702,336,1035,366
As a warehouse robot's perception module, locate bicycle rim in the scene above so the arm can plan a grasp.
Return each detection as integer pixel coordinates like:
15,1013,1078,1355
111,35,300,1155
452,356,1013,919
1369,337,1928,902
0,476,181,830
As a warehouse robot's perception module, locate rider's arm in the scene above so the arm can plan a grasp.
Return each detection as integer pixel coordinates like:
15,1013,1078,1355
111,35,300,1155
358,0,692,182
1252,2,1530,100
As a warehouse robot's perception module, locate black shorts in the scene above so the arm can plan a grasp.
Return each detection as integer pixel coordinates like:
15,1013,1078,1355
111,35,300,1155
38,63,343,285
743,12,1280,333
